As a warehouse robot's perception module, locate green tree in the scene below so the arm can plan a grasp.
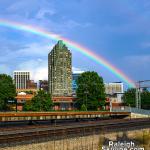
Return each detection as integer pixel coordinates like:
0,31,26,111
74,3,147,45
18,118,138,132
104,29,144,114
80,104,87,111
23,90,53,111
141,91,150,109
25,90,33,94
122,88,150,109
76,71,106,111
0,74,16,110
122,88,136,107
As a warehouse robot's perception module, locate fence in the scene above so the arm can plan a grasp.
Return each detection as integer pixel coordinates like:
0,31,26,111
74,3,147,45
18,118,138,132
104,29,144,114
112,106,150,115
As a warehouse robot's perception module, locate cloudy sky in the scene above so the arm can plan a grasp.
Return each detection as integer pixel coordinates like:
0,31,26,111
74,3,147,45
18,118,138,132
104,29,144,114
0,0,150,86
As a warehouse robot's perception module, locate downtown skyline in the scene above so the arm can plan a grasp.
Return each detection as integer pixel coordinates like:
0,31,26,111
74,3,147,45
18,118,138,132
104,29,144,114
0,0,150,87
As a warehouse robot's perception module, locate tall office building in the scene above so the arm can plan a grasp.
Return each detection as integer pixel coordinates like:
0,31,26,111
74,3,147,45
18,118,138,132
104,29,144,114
48,40,72,96
13,71,30,89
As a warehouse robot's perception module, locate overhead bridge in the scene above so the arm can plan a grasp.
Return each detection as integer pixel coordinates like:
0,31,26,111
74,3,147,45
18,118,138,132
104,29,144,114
0,111,131,122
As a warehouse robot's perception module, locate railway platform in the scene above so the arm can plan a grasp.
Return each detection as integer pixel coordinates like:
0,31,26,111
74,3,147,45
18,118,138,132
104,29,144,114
0,111,130,122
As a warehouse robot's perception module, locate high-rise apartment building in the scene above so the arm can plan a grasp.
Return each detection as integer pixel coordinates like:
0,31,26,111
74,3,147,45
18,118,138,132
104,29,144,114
48,40,72,96
13,71,30,89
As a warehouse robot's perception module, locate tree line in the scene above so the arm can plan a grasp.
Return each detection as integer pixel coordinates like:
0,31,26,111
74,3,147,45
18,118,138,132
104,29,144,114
122,88,150,109
0,72,106,111
0,73,149,111
0,74,53,111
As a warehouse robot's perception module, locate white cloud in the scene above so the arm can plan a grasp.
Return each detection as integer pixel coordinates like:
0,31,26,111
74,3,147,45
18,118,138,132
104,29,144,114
0,41,56,64
0,64,11,74
5,0,53,18
17,59,48,81
16,43,52,57
33,67,48,81
16,60,85,82
0,41,52,81
36,9,56,19
63,20,92,29
72,67,85,74
0,40,86,81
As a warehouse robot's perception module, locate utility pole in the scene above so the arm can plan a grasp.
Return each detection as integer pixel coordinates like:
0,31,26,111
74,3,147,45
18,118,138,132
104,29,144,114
136,81,141,109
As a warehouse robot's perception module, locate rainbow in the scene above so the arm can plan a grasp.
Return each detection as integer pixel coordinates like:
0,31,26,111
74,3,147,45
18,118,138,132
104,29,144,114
0,19,135,87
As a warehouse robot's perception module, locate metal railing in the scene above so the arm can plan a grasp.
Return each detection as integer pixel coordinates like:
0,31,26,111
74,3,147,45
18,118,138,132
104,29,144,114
112,106,150,115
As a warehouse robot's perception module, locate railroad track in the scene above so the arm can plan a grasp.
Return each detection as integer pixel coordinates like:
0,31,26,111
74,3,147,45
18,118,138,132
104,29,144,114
0,118,146,131
0,118,149,145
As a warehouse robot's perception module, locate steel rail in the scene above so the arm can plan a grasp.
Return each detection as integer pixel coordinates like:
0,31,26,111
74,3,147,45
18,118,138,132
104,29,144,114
0,118,149,145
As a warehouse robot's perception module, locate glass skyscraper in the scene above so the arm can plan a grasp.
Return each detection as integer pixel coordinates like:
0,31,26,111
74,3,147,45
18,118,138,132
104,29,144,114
48,40,72,96
72,73,81,95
